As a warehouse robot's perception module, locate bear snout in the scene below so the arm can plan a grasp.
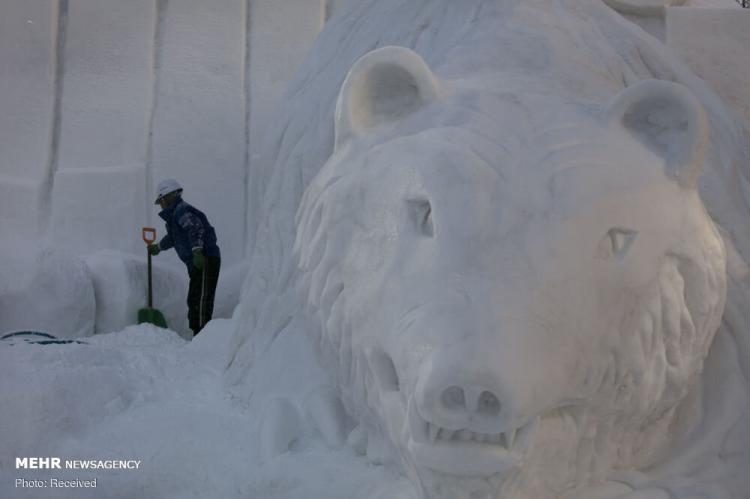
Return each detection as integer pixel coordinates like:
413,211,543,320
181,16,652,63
414,346,529,436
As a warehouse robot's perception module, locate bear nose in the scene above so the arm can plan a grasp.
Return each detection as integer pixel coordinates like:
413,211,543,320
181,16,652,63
416,353,516,433
440,385,501,417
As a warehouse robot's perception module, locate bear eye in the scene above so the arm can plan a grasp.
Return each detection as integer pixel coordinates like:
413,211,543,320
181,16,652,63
606,228,638,260
406,199,434,237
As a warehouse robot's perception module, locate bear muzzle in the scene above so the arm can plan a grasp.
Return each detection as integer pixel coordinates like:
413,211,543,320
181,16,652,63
404,345,542,477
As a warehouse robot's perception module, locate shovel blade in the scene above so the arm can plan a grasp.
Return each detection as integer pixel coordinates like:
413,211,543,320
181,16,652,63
137,308,168,328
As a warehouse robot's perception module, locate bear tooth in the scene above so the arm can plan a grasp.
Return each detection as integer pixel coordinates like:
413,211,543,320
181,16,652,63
506,428,517,449
407,398,428,443
429,424,439,443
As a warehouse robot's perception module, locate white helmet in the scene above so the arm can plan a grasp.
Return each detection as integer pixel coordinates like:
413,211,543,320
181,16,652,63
154,179,183,204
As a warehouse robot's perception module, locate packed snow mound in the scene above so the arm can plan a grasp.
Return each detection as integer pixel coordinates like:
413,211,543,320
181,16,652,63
85,250,246,339
229,0,750,498
85,250,190,337
0,244,95,339
0,245,184,339
0,244,243,341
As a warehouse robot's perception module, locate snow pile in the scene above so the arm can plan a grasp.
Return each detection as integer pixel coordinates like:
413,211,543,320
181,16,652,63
0,322,413,499
0,244,95,339
0,325,181,471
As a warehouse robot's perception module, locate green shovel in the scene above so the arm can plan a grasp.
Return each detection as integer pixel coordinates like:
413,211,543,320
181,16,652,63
137,227,168,328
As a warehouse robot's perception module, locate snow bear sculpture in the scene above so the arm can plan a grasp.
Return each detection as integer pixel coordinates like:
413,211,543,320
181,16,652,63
229,1,750,498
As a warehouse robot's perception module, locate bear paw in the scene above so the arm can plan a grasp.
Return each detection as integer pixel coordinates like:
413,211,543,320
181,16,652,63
304,387,347,447
258,397,302,462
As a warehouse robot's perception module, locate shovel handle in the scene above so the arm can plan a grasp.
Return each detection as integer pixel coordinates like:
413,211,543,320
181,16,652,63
142,227,157,245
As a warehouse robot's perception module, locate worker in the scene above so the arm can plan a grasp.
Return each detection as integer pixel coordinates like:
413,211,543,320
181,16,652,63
148,179,221,337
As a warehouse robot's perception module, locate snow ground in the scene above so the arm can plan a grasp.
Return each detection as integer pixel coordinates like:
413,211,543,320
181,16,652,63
0,321,413,499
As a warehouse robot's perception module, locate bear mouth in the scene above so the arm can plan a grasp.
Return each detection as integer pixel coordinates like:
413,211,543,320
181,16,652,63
406,397,537,477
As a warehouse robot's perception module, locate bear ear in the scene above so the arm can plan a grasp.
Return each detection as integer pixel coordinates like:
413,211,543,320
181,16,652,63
606,79,709,189
334,46,440,150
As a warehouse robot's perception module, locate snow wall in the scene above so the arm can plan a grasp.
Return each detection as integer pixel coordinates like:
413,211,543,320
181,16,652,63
0,0,345,265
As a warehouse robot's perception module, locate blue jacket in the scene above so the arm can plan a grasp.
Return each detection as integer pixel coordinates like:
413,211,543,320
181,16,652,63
158,197,220,269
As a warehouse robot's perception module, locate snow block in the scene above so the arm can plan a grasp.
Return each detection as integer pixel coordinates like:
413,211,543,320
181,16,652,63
0,177,47,241
0,245,95,339
666,7,750,128
0,0,57,241
50,165,146,255
57,0,154,171
85,250,190,338
0,0,56,180
150,0,245,264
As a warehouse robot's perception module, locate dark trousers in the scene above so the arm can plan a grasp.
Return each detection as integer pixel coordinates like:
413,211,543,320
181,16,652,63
187,255,220,336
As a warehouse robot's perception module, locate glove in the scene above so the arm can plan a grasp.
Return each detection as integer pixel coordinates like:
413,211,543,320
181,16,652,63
148,244,161,256
192,248,205,270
